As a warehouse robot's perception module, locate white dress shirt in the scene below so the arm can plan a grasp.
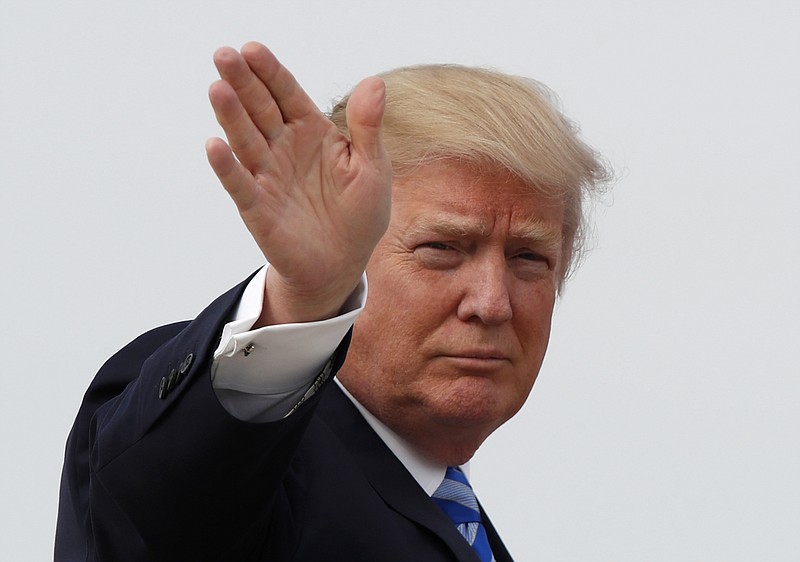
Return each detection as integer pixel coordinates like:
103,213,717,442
210,265,462,493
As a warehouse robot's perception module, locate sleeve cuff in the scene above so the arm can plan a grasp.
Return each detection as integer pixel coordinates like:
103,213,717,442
211,265,366,395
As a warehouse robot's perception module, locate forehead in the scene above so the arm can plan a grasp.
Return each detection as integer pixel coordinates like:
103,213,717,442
392,161,564,241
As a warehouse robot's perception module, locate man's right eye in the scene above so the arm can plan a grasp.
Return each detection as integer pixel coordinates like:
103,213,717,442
421,242,452,251
414,242,462,269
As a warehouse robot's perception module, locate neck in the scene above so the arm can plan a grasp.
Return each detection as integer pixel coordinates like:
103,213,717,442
336,377,489,466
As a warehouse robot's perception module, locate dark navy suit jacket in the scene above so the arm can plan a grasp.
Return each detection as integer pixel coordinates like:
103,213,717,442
55,277,514,561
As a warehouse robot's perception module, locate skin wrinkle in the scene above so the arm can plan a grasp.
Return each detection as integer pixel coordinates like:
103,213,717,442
403,213,563,259
338,160,563,466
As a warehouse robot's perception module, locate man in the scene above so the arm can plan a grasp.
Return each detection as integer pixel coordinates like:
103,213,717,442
56,42,608,561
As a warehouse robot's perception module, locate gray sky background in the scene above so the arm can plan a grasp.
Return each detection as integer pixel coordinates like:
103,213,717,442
2,1,798,560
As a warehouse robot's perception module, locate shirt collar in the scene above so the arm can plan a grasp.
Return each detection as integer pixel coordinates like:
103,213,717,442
335,379,469,496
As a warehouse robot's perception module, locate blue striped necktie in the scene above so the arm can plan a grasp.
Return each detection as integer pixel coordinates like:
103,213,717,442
432,467,495,562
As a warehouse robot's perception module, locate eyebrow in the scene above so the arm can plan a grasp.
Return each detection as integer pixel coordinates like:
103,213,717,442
405,213,563,252
512,216,564,250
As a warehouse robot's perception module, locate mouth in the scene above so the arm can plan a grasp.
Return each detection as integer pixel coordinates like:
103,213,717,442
444,348,510,360
437,351,511,370
451,353,508,360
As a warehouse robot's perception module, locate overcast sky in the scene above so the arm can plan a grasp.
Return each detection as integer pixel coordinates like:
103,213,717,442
2,1,798,560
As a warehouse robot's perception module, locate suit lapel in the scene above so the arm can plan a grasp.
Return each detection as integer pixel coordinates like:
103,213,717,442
317,384,512,562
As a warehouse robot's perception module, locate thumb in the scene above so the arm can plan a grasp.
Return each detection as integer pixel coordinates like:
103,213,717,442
346,76,387,162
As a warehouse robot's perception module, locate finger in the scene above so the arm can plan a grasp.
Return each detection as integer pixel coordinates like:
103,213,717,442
346,76,387,162
208,79,272,172
205,137,259,213
240,41,318,123
213,46,285,140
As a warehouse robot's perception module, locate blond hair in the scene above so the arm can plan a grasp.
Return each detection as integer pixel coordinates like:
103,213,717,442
329,64,610,286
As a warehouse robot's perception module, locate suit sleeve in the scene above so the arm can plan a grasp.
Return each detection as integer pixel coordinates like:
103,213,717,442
55,275,351,562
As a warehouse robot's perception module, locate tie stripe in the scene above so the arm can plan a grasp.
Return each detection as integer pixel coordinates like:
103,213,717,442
432,467,495,562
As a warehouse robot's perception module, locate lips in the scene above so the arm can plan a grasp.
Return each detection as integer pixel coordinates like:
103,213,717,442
438,350,511,364
452,352,508,360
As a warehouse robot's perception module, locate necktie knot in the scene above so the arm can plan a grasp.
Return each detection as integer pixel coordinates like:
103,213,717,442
432,467,494,562
432,467,480,523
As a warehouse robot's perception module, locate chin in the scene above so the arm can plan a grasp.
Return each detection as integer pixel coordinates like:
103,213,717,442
428,379,518,430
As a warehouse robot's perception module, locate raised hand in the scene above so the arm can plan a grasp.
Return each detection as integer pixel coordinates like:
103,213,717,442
206,42,392,326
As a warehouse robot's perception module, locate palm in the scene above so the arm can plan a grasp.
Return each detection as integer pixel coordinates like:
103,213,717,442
206,43,391,323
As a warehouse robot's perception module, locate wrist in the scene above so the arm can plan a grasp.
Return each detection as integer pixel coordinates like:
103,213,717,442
255,269,361,327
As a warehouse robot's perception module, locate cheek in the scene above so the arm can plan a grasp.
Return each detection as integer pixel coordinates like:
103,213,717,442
512,288,556,360
514,278,557,325
366,255,451,325
349,276,424,369
349,267,452,388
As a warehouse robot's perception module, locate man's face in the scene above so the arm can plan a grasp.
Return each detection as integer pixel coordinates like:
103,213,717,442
338,161,564,464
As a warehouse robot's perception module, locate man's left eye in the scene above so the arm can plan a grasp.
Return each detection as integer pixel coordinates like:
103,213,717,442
515,251,546,262
511,252,554,276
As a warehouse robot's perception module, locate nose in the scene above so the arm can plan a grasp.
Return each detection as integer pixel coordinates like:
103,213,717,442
456,254,513,325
